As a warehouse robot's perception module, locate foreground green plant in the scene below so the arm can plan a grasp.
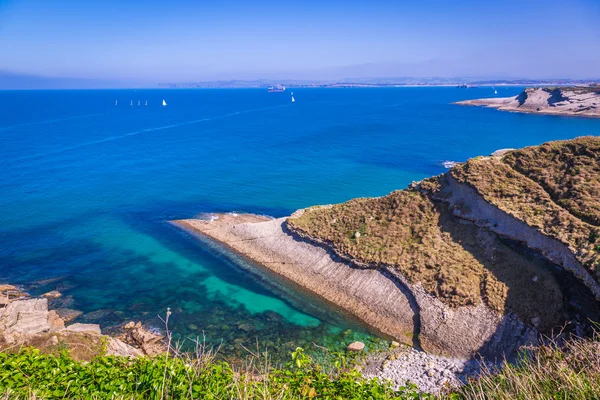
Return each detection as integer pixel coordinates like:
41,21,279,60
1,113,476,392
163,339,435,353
0,347,418,399
455,335,600,400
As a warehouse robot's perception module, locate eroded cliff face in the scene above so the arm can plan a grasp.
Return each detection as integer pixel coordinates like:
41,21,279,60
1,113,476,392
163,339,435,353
176,137,600,360
456,87,600,118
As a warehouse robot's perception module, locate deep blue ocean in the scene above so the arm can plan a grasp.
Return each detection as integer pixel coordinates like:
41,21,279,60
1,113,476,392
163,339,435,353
1,87,599,360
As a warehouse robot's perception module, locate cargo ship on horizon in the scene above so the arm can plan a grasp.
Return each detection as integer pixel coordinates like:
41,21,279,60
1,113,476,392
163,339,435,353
268,85,286,92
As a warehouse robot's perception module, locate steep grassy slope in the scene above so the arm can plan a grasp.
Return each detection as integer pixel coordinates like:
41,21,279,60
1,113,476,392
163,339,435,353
287,188,564,330
503,136,600,226
451,139,600,284
288,137,600,328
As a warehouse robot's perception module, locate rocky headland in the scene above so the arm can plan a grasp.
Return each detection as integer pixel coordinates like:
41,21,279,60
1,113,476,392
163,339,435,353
456,87,600,117
173,136,600,391
0,284,166,361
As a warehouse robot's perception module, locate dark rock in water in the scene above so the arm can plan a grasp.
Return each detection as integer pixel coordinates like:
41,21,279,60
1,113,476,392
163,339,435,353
263,311,283,322
54,308,83,323
26,276,66,289
237,323,254,332
55,283,76,292
82,309,114,322
48,295,75,309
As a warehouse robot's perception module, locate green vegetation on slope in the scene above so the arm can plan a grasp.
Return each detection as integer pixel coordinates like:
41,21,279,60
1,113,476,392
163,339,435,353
451,142,600,284
3,335,600,399
287,190,564,327
0,347,417,400
503,136,600,226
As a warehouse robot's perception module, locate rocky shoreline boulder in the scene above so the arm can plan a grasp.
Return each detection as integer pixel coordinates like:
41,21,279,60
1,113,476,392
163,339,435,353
0,293,161,359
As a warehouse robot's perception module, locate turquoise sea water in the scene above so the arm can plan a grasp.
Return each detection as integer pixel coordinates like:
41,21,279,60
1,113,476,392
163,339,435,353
1,87,599,359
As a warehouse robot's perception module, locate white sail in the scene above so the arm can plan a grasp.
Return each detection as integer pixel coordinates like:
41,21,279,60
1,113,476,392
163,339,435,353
162,99,167,106
145,100,148,106
115,100,118,106
130,100,133,106
291,92,295,103
138,100,140,106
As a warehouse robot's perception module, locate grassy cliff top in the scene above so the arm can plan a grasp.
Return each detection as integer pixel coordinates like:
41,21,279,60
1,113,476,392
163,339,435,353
503,136,600,226
287,190,563,328
288,136,600,322
451,137,600,283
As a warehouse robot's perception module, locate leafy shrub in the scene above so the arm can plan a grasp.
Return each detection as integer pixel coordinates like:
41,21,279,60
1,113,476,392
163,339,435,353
0,347,419,399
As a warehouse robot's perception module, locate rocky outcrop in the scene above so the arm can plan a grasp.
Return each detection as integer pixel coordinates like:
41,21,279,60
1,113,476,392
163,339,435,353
0,297,148,359
456,87,600,118
0,284,27,306
362,343,495,394
117,321,166,356
0,298,52,342
64,323,102,335
173,215,538,359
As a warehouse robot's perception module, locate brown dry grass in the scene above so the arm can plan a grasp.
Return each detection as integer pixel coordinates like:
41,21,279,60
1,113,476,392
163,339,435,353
451,153,600,284
455,334,600,400
503,136,600,226
0,331,106,362
287,190,564,328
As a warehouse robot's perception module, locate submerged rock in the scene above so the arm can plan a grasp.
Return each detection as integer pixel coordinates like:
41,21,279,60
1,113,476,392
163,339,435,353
347,341,365,352
54,308,83,323
42,290,62,299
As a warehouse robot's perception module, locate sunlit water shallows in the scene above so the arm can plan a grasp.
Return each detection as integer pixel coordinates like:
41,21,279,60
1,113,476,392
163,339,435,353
1,88,599,361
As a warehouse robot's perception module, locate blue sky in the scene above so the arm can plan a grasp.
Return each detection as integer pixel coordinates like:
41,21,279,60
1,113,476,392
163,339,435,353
1,0,599,83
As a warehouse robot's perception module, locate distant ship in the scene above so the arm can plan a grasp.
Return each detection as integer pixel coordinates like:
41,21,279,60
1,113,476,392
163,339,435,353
291,92,295,103
162,99,167,106
268,85,286,92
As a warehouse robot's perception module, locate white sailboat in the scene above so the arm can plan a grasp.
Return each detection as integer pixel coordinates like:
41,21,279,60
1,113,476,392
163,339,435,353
138,100,140,106
291,92,295,103
493,86,498,95
162,99,167,107
145,100,148,106
115,100,118,106
130,100,133,106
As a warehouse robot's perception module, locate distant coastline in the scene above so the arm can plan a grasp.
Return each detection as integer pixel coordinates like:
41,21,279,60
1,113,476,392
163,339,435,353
157,79,599,90
456,86,600,118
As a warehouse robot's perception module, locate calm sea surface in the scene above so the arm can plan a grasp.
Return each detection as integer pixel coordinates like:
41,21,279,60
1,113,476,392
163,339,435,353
1,87,599,359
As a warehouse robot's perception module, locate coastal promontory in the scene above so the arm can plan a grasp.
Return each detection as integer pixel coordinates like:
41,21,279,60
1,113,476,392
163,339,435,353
174,136,600,361
456,86,600,117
